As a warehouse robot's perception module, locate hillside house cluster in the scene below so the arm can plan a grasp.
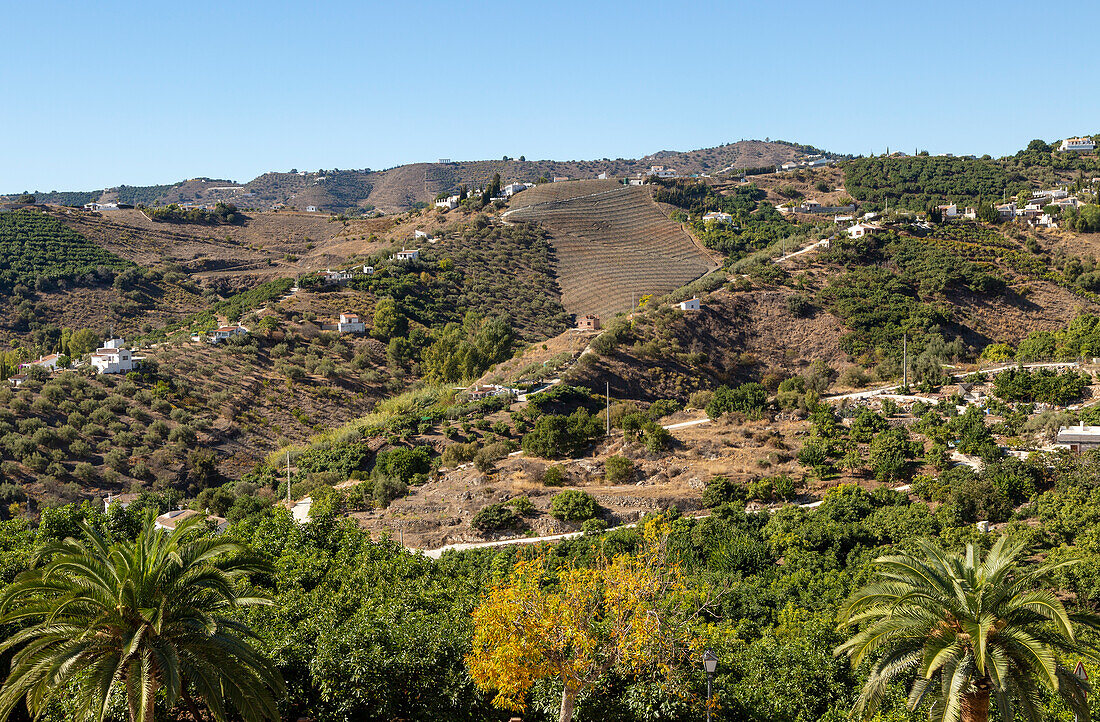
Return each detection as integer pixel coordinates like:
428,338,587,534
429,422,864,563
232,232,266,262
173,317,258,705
1059,137,1096,152
646,166,679,179
91,339,140,374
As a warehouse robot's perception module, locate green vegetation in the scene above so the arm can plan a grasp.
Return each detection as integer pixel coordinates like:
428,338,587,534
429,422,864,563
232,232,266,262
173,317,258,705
143,202,243,224
843,156,1011,210
548,489,599,521
0,512,282,721
991,367,1090,405
838,538,1094,722
0,210,133,296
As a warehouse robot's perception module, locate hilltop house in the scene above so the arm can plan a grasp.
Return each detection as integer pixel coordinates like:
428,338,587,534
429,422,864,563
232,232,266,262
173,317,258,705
211,325,248,343
154,509,229,534
435,195,459,210
702,211,734,224
337,313,366,334
577,314,601,331
846,222,883,239
83,202,119,211
1060,137,1096,152
678,297,701,311
393,248,420,262
90,339,136,374
503,183,529,197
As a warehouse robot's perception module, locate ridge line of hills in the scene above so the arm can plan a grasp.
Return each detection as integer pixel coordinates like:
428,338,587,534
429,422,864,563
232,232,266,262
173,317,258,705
4,139,838,214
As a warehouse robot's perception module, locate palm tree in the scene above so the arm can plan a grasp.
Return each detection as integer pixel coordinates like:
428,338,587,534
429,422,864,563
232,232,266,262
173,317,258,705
0,512,284,722
836,537,1098,722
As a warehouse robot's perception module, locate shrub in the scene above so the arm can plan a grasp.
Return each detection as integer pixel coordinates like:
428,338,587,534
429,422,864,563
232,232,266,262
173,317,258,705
471,503,519,533
581,518,608,534
706,382,767,419
541,464,566,486
604,455,634,484
509,496,536,517
687,390,713,410
702,475,742,507
549,490,599,522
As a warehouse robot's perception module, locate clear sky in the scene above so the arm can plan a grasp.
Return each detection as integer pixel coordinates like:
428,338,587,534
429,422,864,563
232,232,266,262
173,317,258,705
3,0,1097,193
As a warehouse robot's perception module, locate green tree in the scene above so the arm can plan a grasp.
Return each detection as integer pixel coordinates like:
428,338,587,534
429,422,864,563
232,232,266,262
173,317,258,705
0,513,284,722
68,328,101,356
837,537,1097,722
372,297,406,340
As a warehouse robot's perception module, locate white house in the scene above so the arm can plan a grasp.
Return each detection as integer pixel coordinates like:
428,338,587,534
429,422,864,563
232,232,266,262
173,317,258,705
502,183,528,197
553,176,570,183
20,353,61,372
210,325,248,343
1060,137,1096,152
305,205,319,212
1057,425,1100,452
678,297,701,311
646,166,678,178
847,223,883,239
393,248,420,262
83,202,119,212
337,313,366,334
322,269,355,285
363,265,375,275
414,230,429,240
780,161,800,171
435,195,459,210
90,341,134,374
465,384,518,401
597,172,609,180
702,211,734,224
154,509,229,534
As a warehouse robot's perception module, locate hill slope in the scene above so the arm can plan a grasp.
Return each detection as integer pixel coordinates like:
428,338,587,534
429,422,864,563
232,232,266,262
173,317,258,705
503,183,718,319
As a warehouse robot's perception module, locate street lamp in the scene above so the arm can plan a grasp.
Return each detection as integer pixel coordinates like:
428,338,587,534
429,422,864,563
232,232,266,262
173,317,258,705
702,649,718,722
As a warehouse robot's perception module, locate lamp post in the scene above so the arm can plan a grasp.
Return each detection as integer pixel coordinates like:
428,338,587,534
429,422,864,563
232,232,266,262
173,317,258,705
703,649,718,722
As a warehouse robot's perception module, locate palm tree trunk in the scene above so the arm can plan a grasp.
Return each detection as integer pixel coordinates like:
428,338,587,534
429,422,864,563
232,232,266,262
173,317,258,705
961,688,991,722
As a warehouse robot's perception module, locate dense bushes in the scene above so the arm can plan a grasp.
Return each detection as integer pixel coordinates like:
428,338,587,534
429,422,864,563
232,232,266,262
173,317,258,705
992,368,1090,405
144,202,242,225
843,156,1010,210
521,409,603,458
706,382,767,418
549,490,599,521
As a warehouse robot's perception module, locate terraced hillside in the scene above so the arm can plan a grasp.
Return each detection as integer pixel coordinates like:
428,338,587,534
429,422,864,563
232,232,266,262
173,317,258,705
505,183,717,319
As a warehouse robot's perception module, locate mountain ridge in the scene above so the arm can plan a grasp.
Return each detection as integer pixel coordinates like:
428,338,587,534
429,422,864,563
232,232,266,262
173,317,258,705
5,139,837,213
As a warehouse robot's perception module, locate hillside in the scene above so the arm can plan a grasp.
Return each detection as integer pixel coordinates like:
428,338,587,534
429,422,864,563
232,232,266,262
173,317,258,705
503,182,718,319
6,140,830,214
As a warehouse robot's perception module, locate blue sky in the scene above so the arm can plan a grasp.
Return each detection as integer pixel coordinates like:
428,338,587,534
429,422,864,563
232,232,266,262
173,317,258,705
2,0,1096,192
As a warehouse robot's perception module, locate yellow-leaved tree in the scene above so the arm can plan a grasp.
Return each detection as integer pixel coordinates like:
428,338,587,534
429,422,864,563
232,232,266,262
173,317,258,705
467,520,707,722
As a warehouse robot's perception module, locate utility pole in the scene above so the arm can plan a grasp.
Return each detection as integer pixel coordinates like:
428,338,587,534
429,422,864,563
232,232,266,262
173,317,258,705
902,334,908,390
286,450,291,504
606,381,610,436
